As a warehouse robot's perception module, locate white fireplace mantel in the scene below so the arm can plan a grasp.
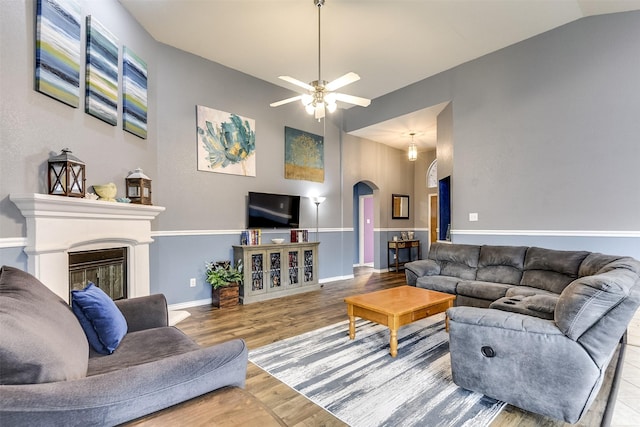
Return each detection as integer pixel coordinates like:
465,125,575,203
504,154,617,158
10,193,165,302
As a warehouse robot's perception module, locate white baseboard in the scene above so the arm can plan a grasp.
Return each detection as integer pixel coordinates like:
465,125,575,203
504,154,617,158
319,274,355,284
168,298,211,311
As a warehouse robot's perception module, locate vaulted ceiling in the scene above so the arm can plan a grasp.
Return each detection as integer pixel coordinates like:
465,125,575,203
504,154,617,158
120,0,640,151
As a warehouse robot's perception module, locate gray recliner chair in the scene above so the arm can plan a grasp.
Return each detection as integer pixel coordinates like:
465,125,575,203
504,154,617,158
447,257,640,423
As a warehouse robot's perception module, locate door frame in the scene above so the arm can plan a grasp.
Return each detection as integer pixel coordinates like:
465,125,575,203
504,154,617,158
428,193,438,248
359,194,374,267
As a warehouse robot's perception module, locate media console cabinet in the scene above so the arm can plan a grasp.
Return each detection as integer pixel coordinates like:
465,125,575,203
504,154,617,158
233,242,320,304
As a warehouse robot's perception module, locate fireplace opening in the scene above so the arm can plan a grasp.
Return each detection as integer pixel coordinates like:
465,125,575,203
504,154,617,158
69,247,128,301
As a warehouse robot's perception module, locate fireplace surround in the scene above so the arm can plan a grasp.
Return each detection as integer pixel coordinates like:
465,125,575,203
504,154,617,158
10,193,164,303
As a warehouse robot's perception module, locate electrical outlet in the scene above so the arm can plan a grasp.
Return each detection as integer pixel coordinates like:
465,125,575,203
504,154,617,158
189,278,196,287
469,212,479,222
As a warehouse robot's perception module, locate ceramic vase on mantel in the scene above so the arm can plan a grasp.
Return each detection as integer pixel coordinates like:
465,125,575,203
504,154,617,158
212,283,240,308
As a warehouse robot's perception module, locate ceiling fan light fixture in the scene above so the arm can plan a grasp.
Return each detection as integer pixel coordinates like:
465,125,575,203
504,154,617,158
269,0,370,120
305,103,315,115
301,94,313,106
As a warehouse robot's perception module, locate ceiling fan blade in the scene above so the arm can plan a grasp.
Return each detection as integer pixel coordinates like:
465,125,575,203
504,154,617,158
279,76,314,92
315,103,325,120
325,72,360,91
335,93,371,107
270,95,304,107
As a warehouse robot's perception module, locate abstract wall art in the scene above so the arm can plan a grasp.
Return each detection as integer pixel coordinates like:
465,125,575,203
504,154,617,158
122,46,148,139
196,105,256,177
85,15,118,125
35,0,82,107
284,126,324,183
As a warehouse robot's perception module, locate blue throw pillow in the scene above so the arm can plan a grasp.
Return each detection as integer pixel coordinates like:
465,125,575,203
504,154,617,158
71,283,128,354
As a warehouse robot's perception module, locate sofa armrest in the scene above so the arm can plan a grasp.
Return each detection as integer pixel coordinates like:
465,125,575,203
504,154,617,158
0,339,248,426
405,259,441,286
115,294,168,332
447,306,561,335
447,307,600,423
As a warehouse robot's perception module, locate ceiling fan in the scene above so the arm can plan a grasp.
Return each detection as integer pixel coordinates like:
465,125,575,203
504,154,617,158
270,0,371,120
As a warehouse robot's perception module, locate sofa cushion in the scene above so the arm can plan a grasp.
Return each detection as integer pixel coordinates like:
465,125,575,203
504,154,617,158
416,275,459,294
476,245,527,285
88,327,200,376
428,243,480,280
72,283,128,354
578,253,624,277
521,247,589,294
505,286,558,298
556,259,639,341
0,266,88,385
456,280,513,301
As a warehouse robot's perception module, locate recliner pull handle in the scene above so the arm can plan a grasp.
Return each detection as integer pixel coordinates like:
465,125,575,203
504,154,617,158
481,346,495,358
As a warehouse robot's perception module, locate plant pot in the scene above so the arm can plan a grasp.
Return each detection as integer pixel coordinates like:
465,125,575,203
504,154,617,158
212,283,239,308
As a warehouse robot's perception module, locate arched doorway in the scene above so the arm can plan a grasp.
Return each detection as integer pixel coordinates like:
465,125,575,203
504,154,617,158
353,181,377,268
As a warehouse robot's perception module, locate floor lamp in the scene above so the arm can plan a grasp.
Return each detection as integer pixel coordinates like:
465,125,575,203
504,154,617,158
313,196,326,242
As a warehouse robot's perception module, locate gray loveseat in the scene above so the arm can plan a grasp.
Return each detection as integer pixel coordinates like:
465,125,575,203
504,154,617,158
405,243,640,423
0,266,248,426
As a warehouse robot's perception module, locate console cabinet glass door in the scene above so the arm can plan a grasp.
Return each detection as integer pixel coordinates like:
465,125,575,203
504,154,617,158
287,249,301,288
303,248,315,284
268,250,282,289
249,253,266,295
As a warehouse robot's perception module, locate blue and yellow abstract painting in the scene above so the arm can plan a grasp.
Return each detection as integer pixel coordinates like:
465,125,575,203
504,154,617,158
285,127,324,183
123,47,148,139
35,0,81,107
85,15,118,126
196,106,256,177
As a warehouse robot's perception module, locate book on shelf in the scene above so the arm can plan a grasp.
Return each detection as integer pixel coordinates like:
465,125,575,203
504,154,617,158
290,229,309,243
241,229,262,245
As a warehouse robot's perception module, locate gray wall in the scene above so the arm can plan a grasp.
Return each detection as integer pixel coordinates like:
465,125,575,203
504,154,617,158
345,11,640,258
3,3,639,305
0,0,413,304
0,0,159,237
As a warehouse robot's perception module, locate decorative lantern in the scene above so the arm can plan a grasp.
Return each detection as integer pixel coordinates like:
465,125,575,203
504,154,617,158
47,148,86,197
125,168,152,205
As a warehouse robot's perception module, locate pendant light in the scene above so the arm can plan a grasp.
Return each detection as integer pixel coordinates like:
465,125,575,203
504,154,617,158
408,133,417,161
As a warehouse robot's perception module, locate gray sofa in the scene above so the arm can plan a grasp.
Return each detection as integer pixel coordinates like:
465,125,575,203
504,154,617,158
405,243,640,423
0,265,248,426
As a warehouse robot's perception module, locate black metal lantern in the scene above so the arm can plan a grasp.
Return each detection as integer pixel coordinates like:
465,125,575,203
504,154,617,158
47,148,86,197
125,168,152,205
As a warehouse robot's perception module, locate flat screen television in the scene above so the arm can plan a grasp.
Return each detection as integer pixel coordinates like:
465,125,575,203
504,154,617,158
247,192,300,229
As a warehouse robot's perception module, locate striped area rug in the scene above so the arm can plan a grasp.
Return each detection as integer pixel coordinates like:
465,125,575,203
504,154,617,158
249,314,505,427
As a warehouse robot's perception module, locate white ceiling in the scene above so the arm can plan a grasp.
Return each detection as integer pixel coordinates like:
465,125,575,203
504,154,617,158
119,0,640,152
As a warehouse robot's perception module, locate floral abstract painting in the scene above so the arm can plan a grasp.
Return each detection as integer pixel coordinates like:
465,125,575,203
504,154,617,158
85,15,118,126
196,106,256,176
123,46,148,139
35,0,81,107
285,127,324,183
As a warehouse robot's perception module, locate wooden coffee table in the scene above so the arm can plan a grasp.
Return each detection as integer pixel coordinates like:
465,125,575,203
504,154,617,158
344,286,455,357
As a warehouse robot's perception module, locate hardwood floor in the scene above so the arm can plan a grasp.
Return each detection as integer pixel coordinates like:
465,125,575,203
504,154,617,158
174,268,615,426
177,268,402,426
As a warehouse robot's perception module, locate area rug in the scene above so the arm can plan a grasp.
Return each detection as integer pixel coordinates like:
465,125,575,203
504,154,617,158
249,314,505,427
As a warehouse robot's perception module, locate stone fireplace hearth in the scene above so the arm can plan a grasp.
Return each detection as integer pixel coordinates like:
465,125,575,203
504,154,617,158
10,193,164,303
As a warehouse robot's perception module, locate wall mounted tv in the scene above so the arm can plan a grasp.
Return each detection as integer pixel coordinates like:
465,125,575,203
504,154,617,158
247,192,300,229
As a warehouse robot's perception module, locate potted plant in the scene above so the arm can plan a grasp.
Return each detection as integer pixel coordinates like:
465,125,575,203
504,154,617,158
206,260,243,308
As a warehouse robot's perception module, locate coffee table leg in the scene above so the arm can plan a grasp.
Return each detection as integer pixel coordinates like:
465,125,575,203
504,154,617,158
390,328,398,357
347,304,355,340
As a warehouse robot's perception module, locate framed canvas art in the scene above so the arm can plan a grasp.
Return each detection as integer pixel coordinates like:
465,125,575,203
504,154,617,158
85,15,118,125
123,46,148,139
284,126,324,183
35,0,81,107
196,105,256,177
